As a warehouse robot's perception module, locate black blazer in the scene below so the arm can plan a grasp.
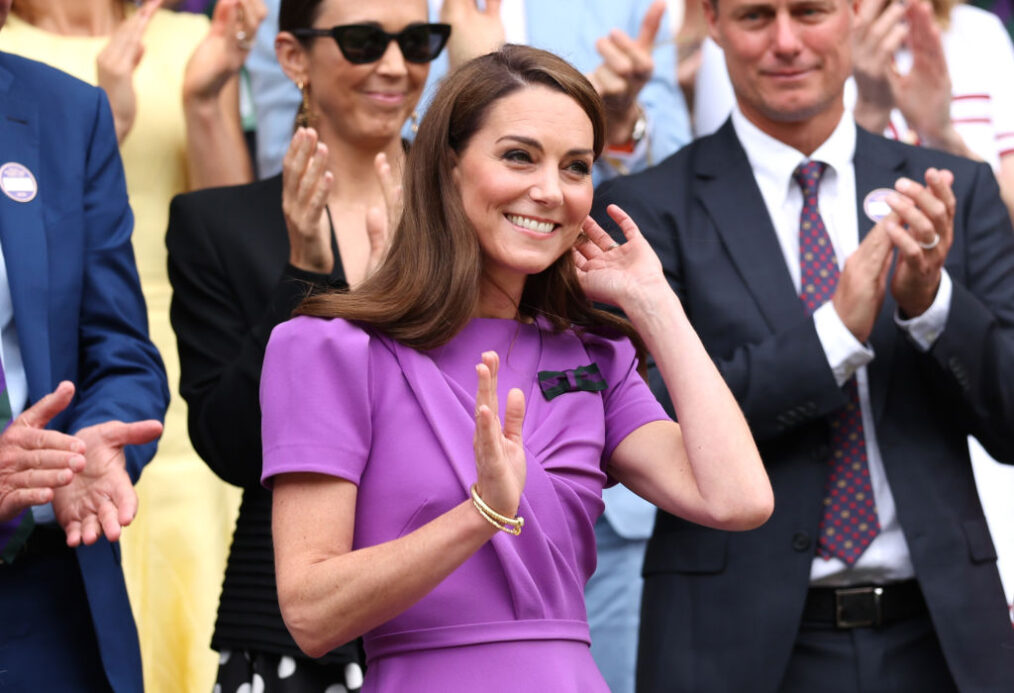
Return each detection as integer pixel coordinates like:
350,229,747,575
594,121,1014,692
167,175,357,663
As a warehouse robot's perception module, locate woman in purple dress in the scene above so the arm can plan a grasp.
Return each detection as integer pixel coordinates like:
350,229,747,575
261,44,774,692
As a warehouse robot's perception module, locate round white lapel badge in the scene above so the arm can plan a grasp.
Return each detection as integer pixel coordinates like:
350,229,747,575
0,162,38,203
862,188,894,224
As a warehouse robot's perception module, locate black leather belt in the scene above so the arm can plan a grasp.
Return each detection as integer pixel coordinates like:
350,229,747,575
803,580,927,629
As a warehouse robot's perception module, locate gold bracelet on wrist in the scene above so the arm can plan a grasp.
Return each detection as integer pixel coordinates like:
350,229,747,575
470,483,524,536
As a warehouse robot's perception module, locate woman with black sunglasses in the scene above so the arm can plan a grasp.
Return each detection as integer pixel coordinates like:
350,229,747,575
165,1,447,690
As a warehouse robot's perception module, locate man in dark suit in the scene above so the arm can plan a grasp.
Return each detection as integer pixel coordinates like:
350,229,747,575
594,0,1014,689
0,0,169,689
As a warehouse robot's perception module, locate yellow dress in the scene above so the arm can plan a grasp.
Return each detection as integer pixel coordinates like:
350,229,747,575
0,9,242,693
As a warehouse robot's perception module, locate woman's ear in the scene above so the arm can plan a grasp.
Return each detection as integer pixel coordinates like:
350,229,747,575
450,151,461,189
275,31,310,85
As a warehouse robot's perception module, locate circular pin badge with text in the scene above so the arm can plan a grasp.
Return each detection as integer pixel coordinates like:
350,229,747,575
0,162,38,203
862,188,894,224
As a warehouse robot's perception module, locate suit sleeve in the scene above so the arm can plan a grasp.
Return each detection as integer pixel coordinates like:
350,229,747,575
594,167,849,442
167,192,331,488
66,88,169,482
924,161,1014,463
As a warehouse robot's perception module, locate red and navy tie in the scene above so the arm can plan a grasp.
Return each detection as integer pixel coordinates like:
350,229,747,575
794,161,880,565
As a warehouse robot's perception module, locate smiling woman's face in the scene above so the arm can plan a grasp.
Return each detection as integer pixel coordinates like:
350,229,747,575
452,84,595,298
305,0,430,147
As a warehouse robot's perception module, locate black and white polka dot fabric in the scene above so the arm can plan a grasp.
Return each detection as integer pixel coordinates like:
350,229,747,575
214,650,364,693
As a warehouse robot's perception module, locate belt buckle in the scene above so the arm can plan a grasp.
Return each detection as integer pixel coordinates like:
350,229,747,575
835,586,883,628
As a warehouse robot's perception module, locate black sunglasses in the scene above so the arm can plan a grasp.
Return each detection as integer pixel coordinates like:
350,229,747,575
292,23,451,65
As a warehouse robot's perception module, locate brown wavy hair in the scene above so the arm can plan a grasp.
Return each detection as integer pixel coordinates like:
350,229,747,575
297,44,644,354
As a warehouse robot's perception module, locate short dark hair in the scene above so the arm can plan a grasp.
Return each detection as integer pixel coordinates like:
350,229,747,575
279,0,324,39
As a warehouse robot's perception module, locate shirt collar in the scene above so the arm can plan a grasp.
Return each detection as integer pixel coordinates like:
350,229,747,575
731,106,857,200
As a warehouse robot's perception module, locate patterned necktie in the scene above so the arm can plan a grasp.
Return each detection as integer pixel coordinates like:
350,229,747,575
794,161,880,565
0,359,33,564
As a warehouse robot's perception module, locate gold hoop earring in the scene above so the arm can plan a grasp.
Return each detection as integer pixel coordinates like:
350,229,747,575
296,80,314,129
410,110,419,135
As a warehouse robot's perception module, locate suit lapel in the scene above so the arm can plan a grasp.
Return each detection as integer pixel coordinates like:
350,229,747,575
853,127,906,241
0,60,52,402
695,121,806,334
853,127,907,423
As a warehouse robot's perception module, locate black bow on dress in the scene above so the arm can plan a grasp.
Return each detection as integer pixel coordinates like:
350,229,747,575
537,363,607,401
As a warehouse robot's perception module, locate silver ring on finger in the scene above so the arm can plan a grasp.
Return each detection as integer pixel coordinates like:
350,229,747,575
918,232,941,250
608,242,619,249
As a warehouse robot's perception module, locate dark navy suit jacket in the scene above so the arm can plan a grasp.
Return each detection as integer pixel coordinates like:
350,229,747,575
0,52,168,692
594,120,1014,692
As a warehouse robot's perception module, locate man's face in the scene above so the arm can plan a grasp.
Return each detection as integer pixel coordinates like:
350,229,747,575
705,0,857,131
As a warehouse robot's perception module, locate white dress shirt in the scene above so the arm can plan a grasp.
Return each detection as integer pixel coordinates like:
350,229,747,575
731,107,954,585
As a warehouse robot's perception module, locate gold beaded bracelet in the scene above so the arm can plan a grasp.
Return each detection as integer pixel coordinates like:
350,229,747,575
470,483,524,536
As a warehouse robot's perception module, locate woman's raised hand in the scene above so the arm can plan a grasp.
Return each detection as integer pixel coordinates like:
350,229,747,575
282,128,334,274
851,0,908,132
96,0,162,143
473,352,527,520
573,204,667,310
440,0,505,69
585,0,663,147
183,0,267,104
887,1,956,149
362,152,403,283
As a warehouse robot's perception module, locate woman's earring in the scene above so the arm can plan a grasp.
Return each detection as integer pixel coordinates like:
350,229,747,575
410,110,419,135
296,80,314,129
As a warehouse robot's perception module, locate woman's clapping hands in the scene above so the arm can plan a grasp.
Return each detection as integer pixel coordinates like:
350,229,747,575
364,152,403,282
96,0,162,143
282,127,334,273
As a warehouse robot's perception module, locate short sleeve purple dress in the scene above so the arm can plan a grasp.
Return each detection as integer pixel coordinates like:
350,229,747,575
261,316,668,692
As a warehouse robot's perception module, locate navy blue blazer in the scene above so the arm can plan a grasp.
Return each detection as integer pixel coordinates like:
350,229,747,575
594,120,1014,692
0,52,168,692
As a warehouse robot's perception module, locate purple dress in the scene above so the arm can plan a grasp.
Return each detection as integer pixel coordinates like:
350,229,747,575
261,316,668,692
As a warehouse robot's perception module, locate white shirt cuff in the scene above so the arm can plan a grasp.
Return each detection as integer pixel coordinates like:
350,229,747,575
894,270,952,352
814,302,875,386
